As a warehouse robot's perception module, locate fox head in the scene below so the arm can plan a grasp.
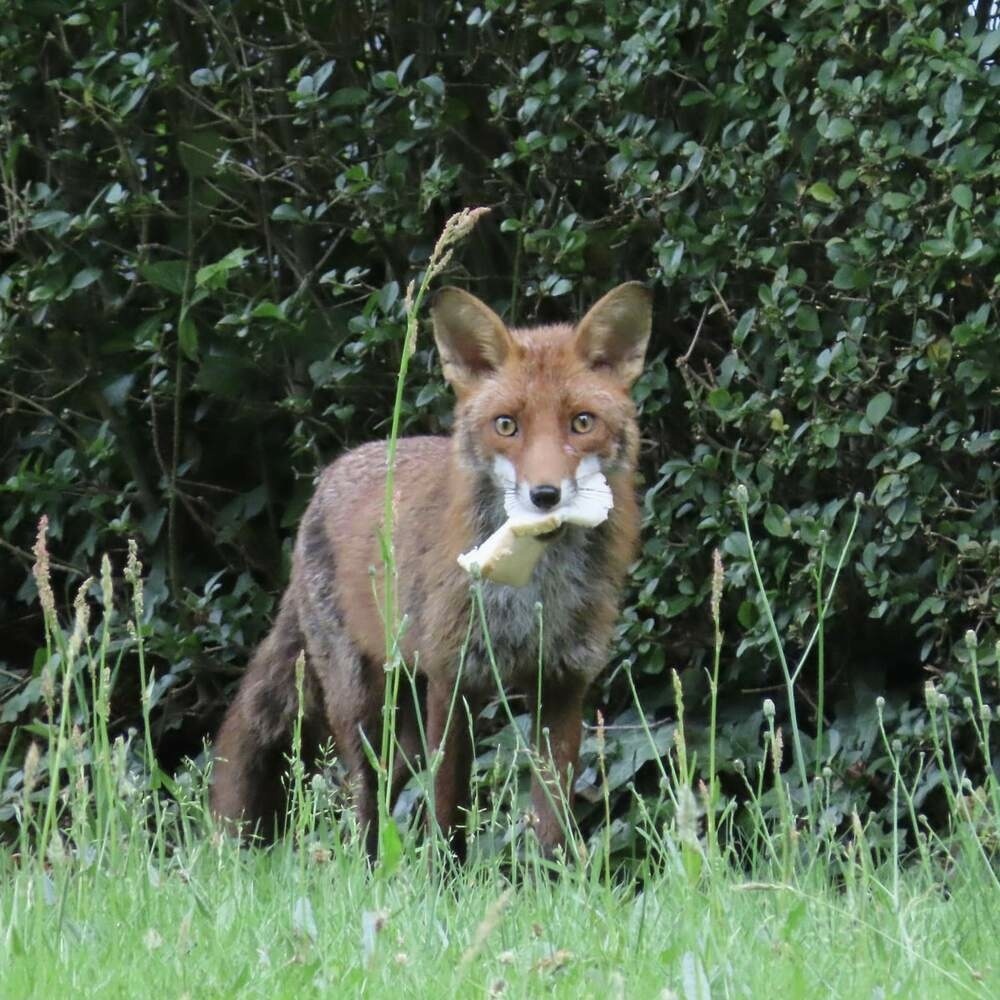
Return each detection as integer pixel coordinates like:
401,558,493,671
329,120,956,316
431,282,652,521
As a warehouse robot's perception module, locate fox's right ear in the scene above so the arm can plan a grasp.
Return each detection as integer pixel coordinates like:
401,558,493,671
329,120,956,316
431,287,512,392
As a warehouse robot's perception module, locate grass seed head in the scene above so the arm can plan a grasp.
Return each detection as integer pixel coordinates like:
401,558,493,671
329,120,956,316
100,554,114,617
125,538,144,620
68,577,93,663
22,741,41,814
771,726,784,773
710,548,724,627
32,515,55,621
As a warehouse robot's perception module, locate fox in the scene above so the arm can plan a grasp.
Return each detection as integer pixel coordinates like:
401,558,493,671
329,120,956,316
211,281,652,854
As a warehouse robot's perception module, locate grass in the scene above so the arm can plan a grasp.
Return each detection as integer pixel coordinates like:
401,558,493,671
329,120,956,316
3,826,997,998
3,214,999,997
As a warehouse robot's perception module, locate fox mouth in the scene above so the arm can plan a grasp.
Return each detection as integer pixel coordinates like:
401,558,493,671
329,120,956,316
535,524,566,542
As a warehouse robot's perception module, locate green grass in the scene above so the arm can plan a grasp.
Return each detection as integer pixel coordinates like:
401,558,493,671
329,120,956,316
4,507,999,999
2,815,997,998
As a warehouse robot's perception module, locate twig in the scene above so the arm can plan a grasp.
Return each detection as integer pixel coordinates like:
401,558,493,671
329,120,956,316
677,305,709,366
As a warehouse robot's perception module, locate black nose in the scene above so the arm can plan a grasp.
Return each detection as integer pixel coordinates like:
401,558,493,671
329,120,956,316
529,484,561,510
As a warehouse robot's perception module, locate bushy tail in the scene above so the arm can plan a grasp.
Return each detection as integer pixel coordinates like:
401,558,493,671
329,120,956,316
211,596,308,840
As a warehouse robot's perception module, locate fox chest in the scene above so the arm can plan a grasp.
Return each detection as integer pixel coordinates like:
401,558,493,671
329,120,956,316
456,533,615,692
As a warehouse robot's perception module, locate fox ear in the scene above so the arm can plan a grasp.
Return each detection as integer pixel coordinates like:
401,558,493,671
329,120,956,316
431,287,512,391
575,282,652,387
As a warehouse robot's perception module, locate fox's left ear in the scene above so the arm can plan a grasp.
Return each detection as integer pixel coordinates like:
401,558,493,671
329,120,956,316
574,282,653,387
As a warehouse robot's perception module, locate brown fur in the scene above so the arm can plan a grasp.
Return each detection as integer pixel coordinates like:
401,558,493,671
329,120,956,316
212,283,653,853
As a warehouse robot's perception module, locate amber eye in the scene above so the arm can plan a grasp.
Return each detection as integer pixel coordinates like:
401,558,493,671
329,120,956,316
494,415,518,437
571,412,595,434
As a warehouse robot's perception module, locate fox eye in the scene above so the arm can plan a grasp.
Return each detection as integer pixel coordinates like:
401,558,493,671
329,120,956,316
571,412,595,434
494,415,518,437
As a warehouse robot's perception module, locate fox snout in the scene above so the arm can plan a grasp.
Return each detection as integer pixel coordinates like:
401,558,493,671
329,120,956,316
529,484,561,510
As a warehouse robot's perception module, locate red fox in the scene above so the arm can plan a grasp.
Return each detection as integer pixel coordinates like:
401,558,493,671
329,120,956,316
211,282,652,853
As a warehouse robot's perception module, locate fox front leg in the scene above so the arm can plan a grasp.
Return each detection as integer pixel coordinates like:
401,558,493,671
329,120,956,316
530,678,587,853
425,677,475,856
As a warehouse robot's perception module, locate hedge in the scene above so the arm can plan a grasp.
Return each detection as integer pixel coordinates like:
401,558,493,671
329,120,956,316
1,0,998,847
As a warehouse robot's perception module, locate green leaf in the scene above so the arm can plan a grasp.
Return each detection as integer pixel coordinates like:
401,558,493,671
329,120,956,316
763,504,791,538
882,192,911,210
102,373,135,408
733,308,756,345
251,301,286,321
951,184,973,211
808,181,837,204
920,239,953,257
521,50,549,79
942,81,963,121
708,388,732,411
825,117,854,141
329,87,369,109
196,247,251,289
178,312,199,360
417,75,445,98
820,425,840,448
271,203,307,223
31,209,71,230
70,268,101,290
926,338,952,368
979,29,1000,62
865,392,892,427
189,68,220,88
795,306,819,332
141,261,189,295
832,265,869,290
722,532,750,559
178,130,223,178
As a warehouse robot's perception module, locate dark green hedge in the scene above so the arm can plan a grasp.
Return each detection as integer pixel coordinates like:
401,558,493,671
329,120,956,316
2,0,998,840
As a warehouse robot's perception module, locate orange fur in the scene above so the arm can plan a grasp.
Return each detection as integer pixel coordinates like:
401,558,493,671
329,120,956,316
212,283,653,854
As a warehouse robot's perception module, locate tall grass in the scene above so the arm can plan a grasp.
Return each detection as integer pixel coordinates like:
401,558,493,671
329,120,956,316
5,503,999,997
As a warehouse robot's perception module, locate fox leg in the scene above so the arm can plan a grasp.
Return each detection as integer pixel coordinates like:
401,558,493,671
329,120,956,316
212,599,312,839
530,677,587,852
426,676,476,855
307,642,382,855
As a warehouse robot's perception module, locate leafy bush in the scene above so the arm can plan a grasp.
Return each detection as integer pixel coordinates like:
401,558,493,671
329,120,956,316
1,0,998,845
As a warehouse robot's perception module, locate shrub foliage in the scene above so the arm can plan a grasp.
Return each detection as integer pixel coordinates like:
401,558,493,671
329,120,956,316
1,0,998,844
